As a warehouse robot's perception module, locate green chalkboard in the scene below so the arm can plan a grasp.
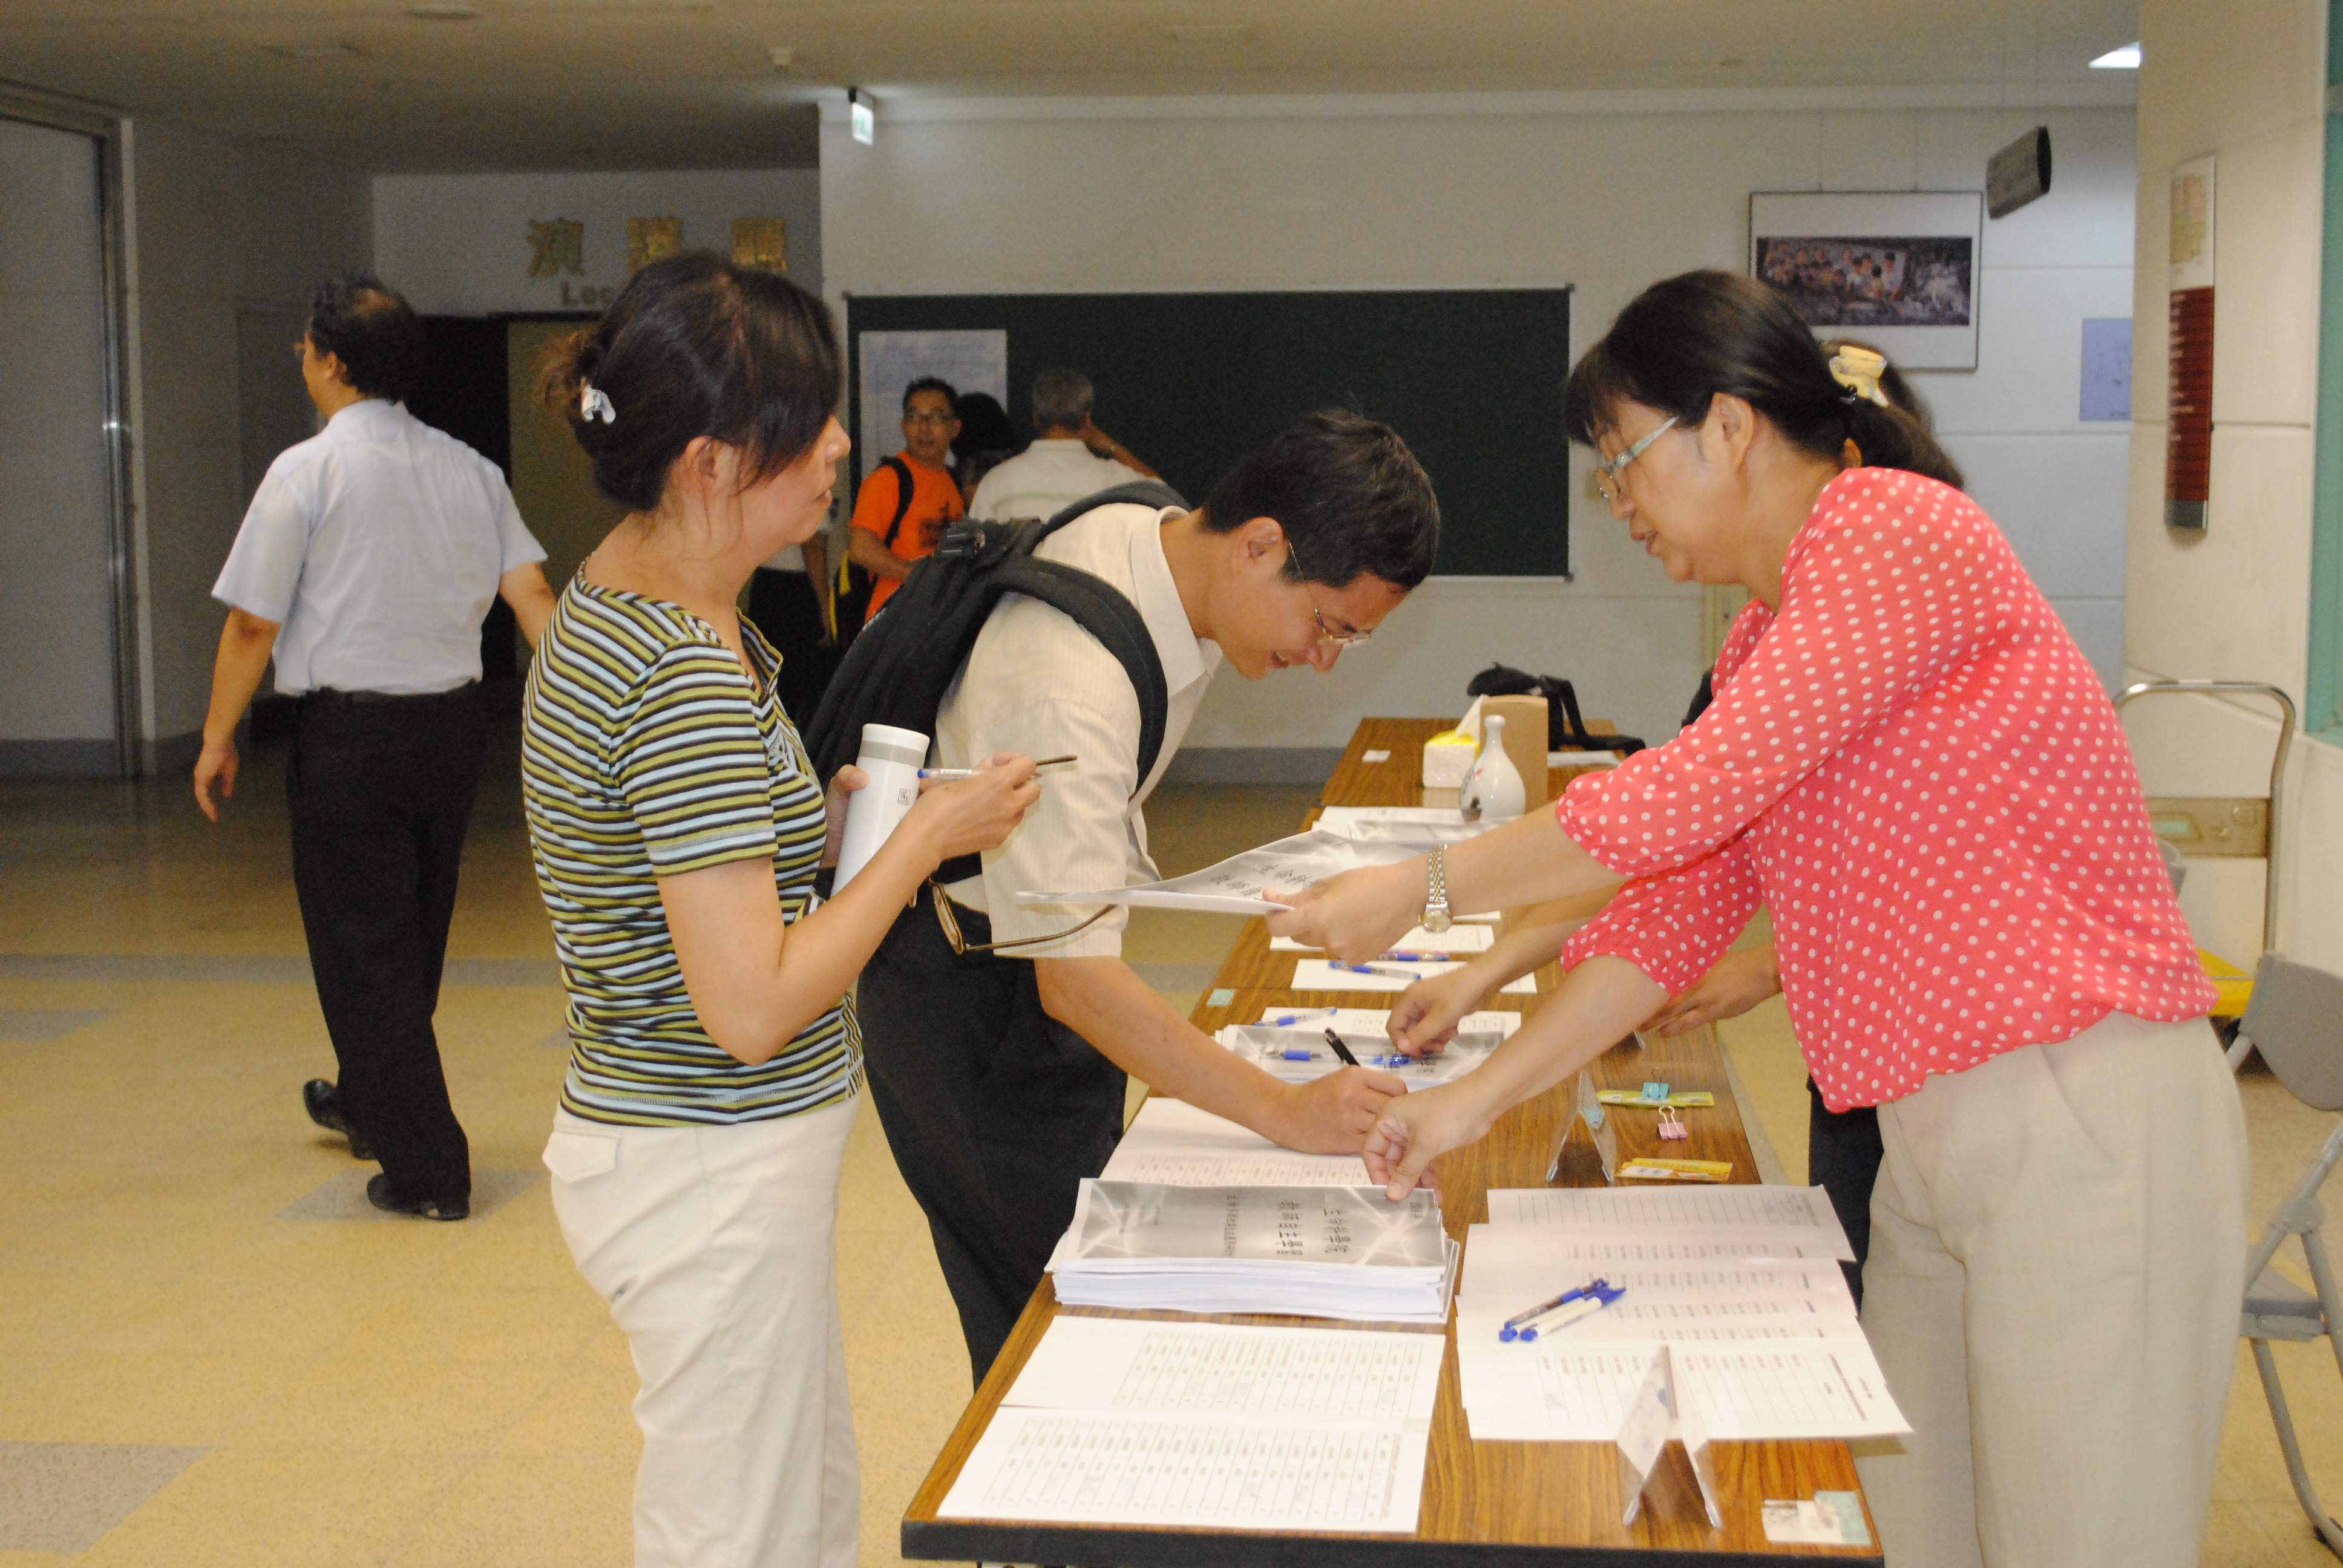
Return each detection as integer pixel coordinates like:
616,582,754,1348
845,289,1573,578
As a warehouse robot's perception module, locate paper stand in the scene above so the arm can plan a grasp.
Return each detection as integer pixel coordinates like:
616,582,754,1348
1546,1071,1619,1184
1614,1346,1725,1531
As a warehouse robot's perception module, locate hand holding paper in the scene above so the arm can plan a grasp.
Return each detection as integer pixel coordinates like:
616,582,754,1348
1262,857,1427,962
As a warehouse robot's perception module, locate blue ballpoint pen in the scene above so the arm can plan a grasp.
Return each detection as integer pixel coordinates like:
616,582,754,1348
1498,1279,1605,1342
1518,1284,1627,1342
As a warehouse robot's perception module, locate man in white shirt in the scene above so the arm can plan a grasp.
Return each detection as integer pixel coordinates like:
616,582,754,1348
967,365,1159,522
860,411,1442,1380
195,274,555,1222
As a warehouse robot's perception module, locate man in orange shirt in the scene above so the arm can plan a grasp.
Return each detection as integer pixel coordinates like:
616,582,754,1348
850,377,965,623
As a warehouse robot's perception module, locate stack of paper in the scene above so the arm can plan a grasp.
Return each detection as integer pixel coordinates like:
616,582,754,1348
1217,1006,1521,1086
1452,1186,1908,1444
939,1317,1444,1534
1101,1097,1380,1187
1314,805,1494,845
1047,1178,1457,1324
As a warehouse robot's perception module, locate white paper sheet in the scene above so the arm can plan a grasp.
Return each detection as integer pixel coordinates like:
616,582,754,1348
1270,923,1493,955
1455,1333,1906,1442
1003,1318,1444,1425
1312,806,1493,846
1018,829,1422,914
1484,1186,1856,1261
939,1410,1430,1532
1291,958,1538,995
1100,1097,1376,1188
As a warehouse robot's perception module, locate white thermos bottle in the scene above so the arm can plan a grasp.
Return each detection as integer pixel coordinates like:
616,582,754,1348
1463,713,1528,823
832,723,929,893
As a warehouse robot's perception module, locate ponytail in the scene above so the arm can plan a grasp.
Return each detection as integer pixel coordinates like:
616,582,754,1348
1564,271,1965,491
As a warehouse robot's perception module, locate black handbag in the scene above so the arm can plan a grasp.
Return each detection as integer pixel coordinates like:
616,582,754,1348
1465,664,1646,754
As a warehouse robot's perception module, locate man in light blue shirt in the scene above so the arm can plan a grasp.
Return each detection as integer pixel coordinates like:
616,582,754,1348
197,273,554,1221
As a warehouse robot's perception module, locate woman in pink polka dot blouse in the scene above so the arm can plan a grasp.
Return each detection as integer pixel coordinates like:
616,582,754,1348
1269,269,2246,1568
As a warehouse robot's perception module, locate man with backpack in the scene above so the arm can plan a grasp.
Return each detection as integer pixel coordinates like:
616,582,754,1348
846,376,963,625
817,411,1441,1383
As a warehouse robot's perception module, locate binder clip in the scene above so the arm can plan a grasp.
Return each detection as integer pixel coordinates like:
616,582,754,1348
1657,1105,1689,1141
1640,1082,1670,1105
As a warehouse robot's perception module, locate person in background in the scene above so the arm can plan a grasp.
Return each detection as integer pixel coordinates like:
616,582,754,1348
847,376,963,624
969,365,1160,522
194,272,555,1223
1272,270,2244,1568
746,500,838,722
525,252,1038,1568
948,389,1021,506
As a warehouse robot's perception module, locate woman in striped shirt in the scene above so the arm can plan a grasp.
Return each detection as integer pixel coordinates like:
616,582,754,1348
1272,270,2245,1568
523,253,1038,1568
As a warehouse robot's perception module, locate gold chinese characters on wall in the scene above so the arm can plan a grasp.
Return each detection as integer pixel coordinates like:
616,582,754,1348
731,216,786,271
626,216,684,274
526,218,585,278
525,214,791,296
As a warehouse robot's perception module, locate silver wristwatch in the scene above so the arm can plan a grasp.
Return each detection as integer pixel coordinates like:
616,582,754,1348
1422,845,1453,934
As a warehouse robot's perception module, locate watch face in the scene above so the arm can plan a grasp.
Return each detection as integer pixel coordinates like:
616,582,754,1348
1423,907,1453,934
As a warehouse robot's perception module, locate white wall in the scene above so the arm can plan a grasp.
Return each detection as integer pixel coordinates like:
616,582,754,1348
373,169,823,316
819,88,2138,759
2123,0,2342,970
0,117,117,774
123,120,373,765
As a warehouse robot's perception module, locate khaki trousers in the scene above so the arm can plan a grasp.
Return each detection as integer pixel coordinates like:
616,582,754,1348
1854,1013,2246,1567
546,1097,860,1568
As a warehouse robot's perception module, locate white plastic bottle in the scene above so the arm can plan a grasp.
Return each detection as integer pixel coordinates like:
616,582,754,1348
1465,713,1527,823
832,722,929,892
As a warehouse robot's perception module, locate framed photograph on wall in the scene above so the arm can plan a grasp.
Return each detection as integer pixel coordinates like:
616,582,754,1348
1748,191,1985,370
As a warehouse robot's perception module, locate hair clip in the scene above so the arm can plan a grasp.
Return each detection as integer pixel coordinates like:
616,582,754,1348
1829,347,1892,408
581,384,617,424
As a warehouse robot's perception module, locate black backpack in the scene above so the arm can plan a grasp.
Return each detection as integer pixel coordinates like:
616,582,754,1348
804,480,1188,879
1465,663,1648,754
833,455,932,639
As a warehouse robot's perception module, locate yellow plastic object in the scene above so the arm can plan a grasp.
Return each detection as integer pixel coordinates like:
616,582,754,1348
1596,1089,1717,1109
2200,949,2253,1018
1617,1158,1732,1182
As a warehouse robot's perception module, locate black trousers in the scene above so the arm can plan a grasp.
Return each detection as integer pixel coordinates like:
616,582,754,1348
1807,1077,1885,1307
860,889,1128,1386
286,685,484,1207
746,567,839,727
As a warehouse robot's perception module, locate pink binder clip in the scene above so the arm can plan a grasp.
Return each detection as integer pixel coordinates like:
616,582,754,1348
1657,1106,1689,1141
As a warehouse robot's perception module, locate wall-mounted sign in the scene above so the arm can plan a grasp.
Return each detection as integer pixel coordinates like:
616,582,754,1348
526,218,585,278
1748,190,1985,370
733,215,787,271
2166,155,2216,531
626,215,684,275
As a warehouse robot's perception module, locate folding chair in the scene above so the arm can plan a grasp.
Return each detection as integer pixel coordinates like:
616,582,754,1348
2232,953,2343,1558
2115,679,2296,1024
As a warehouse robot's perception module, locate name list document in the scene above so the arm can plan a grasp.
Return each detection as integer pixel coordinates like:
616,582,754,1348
1102,1098,1376,1188
940,1318,1443,1533
1018,829,1421,914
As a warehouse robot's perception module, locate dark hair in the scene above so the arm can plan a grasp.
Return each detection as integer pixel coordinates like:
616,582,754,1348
1562,270,1964,489
951,391,1019,466
1031,365,1095,433
1198,410,1440,590
902,376,958,416
536,251,841,514
307,272,424,403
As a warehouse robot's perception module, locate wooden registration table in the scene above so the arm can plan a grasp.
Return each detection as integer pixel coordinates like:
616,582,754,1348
904,717,1881,1566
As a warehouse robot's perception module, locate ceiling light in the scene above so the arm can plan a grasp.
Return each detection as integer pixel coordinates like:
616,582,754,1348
1164,24,1256,43
266,41,362,58
2089,43,2141,69
404,4,480,17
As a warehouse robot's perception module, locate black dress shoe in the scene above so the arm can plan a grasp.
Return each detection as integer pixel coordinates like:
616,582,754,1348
365,1174,468,1222
301,1079,375,1160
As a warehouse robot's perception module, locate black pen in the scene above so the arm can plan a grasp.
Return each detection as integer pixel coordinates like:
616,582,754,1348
1323,1027,1362,1067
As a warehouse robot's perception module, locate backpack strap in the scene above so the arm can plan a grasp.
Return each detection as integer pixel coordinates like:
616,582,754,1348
879,455,917,548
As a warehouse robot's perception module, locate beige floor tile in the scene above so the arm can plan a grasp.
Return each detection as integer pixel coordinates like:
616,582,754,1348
228,1356,561,1455
494,1354,644,1461
389,1453,635,1568
857,1461,931,1568
0,1353,298,1446
74,1448,474,1568
327,1285,606,1367
88,1278,369,1362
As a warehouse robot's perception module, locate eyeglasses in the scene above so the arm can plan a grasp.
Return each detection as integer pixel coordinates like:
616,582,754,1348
931,881,1111,955
1592,415,1681,503
1282,536,1373,646
902,409,957,426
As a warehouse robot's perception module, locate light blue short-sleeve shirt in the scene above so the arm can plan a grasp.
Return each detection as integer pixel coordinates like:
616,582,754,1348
212,399,546,695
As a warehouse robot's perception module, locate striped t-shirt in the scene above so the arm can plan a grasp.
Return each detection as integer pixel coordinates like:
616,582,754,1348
521,576,859,1126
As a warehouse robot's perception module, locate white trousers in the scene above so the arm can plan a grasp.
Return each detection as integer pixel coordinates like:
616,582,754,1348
1854,1013,2246,1568
545,1098,860,1568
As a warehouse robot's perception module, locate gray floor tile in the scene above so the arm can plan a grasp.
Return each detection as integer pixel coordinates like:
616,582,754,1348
0,1440,203,1552
0,1007,108,1041
274,1167,542,1223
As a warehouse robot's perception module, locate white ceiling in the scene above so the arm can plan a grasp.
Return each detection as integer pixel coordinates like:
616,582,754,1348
0,0,2140,173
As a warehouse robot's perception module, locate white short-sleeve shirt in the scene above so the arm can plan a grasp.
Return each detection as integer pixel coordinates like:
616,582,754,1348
968,439,1148,523
935,503,1221,958
212,399,546,694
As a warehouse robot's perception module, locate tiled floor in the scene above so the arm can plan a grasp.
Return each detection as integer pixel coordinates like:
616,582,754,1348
0,722,2338,1565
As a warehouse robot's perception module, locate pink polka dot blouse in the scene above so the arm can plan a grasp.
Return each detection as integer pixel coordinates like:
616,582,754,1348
1558,469,2214,1111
